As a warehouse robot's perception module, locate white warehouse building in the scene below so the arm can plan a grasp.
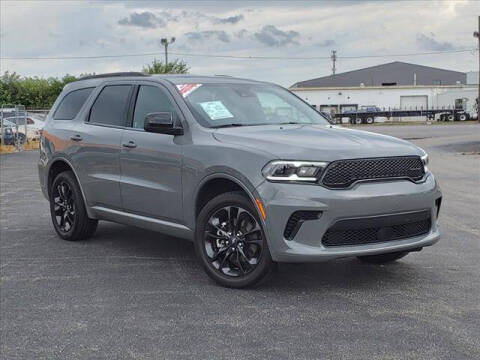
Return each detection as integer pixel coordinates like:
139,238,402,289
290,62,478,121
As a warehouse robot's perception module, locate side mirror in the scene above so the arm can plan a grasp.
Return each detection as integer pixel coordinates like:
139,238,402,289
144,112,183,135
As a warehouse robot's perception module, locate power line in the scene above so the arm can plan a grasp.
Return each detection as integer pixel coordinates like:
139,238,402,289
1,48,477,61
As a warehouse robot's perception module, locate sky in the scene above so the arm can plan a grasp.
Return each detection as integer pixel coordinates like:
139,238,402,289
0,0,478,87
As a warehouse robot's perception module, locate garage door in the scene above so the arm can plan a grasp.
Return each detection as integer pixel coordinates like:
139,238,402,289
400,95,428,110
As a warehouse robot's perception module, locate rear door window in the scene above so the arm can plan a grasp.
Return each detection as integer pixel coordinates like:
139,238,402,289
89,85,132,127
53,87,94,120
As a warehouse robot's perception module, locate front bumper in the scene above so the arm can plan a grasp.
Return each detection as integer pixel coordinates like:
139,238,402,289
256,174,442,262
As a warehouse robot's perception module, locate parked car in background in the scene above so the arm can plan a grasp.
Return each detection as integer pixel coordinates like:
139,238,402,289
4,116,43,141
39,73,441,288
6,115,44,130
1,118,39,142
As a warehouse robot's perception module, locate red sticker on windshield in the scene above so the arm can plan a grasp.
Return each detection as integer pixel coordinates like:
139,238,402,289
177,84,202,97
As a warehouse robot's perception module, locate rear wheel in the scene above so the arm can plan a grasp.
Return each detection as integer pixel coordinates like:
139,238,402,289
447,114,455,121
195,192,274,288
354,117,363,125
49,171,98,241
365,116,374,124
357,250,409,264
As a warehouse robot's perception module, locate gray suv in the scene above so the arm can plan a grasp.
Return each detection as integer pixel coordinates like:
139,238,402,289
38,72,442,288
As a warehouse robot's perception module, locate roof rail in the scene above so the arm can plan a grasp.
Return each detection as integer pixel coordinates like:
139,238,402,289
79,72,150,80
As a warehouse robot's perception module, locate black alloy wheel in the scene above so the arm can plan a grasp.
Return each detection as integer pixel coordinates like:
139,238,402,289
204,205,263,277
53,180,76,233
195,192,274,288
49,171,98,241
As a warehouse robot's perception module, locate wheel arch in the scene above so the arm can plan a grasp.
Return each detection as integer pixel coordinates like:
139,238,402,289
195,174,259,219
47,157,94,218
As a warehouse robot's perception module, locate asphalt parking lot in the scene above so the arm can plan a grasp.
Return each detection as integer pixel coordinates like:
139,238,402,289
1,123,479,359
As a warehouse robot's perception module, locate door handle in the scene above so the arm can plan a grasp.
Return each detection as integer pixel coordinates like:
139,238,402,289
70,134,83,142
122,140,137,149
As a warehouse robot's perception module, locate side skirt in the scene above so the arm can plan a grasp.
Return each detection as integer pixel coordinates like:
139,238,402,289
91,206,194,241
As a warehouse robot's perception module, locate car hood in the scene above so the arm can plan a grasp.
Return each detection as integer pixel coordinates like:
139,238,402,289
212,124,423,161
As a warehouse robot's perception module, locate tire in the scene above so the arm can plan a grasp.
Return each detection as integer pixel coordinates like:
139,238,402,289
458,113,467,121
365,116,374,124
357,250,409,264
16,133,26,144
195,191,274,288
447,114,455,121
355,117,363,125
49,171,98,241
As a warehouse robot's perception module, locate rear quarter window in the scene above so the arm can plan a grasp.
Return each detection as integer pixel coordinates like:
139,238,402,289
53,87,94,120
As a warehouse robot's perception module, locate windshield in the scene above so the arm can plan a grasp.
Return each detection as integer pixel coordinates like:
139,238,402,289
178,83,330,128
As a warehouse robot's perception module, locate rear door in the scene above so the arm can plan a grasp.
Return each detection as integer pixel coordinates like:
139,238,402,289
119,82,184,223
73,83,133,209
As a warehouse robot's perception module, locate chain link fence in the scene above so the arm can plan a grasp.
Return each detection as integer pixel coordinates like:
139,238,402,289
1,104,45,153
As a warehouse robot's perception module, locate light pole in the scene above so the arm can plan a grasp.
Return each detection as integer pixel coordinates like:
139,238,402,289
474,16,479,121
160,37,175,66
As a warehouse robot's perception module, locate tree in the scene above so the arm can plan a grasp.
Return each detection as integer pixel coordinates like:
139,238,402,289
142,58,189,74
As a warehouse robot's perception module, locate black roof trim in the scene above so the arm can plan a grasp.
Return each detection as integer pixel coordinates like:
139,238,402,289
79,72,150,80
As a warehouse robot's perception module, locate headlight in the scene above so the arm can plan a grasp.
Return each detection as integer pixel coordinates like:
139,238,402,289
262,160,328,182
421,153,429,166
421,152,429,172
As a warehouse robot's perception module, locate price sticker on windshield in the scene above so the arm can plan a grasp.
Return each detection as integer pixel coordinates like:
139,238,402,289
199,101,234,120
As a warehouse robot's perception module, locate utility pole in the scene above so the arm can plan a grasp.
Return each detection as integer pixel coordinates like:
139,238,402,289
474,16,480,121
160,37,175,66
331,50,337,75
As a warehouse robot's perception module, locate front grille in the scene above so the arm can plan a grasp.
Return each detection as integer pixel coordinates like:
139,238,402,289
321,156,425,188
322,210,431,247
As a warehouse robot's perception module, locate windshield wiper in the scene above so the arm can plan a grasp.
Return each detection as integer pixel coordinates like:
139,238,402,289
212,123,245,129
278,122,307,125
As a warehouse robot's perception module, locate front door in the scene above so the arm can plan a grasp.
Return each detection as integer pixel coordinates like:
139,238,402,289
119,83,184,223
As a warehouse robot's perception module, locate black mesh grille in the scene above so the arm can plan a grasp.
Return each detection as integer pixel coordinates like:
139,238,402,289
321,156,425,188
284,211,321,240
322,210,431,247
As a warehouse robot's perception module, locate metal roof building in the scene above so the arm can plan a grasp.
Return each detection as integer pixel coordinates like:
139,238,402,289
291,61,467,88
289,62,476,122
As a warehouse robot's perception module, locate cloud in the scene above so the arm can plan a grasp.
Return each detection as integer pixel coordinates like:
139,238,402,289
254,25,300,47
234,29,248,38
416,33,457,51
185,30,230,43
118,11,165,28
211,14,244,24
317,39,335,47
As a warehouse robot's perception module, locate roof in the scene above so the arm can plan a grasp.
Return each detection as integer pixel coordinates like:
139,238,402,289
291,61,467,88
67,73,263,91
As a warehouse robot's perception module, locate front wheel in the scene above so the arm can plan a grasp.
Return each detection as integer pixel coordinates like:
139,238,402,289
357,250,409,264
195,192,274,288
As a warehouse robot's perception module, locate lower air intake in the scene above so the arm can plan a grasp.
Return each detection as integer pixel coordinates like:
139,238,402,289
322,210,431,247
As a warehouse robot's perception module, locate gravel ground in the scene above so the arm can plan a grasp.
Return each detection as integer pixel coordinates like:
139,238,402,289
1,123,479,359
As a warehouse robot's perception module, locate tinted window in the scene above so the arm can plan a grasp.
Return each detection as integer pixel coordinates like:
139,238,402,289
132,85,177,129
89,85,131,126
53,87,94,120
181,83,329,128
